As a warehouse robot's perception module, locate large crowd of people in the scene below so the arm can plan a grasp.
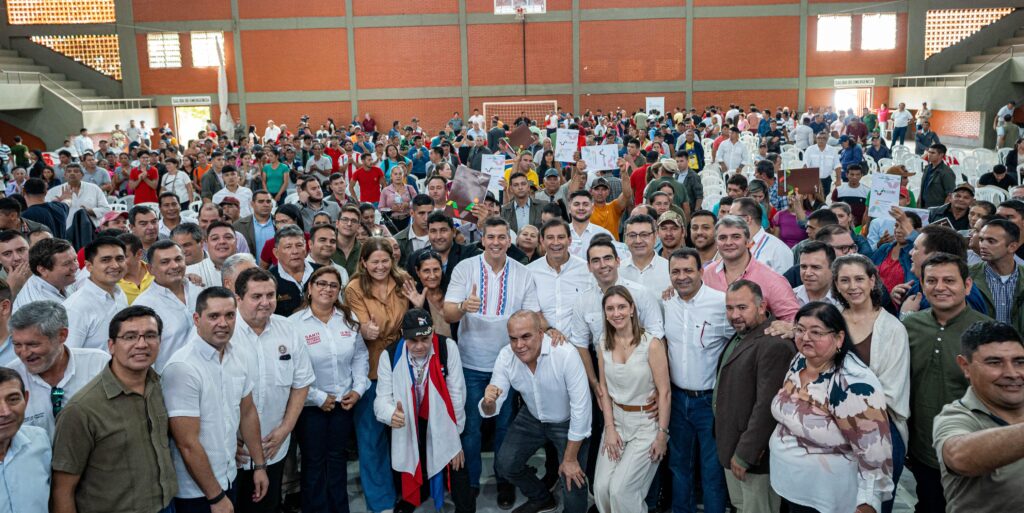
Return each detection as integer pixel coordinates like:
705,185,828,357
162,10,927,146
1,101,1024,513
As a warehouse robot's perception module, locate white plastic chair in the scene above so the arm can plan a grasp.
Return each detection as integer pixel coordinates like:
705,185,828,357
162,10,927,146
134,202,159,215
998,147,1012,165
948,148,967,164
975,185,1008,204
973,148,998,166
877,158,895,172
865,155,878,174
284,192,300,205
188,201,201,214
109,203,128,212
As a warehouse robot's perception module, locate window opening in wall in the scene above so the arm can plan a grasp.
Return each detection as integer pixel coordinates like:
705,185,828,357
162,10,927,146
861,13,897,50
190,32,224,68
817,15,852,52
925,8,1013,58
30,34,122,80
7,0,114,25
147,33,182,69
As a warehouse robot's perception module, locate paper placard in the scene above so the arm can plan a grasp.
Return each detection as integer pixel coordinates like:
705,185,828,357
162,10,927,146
480,154,506,194
555,128,579,163
581,144,618,172
902,207,929,226
645,97,665,116
867,173,902,219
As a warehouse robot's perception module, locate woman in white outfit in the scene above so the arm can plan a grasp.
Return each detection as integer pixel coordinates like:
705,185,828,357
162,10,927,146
593,285,671,513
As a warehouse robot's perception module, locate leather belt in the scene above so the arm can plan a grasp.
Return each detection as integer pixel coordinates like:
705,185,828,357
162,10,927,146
672,386,713,398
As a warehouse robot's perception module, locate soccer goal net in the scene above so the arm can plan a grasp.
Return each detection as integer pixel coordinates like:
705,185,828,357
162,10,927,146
483,100,558,127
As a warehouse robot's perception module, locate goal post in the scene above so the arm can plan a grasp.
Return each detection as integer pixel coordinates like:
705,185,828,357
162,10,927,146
483,100,558,127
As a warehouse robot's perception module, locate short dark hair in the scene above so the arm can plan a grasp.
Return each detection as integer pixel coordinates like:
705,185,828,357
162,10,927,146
159,192,180,205
920,225,967,260
807,209,840,227
234,266,276,298
920,252,968,282
309,223,337,240
28,237,73,276
539,218,570,238
689,209,717,224
569,190,592,202
109,305,163,341
170,223,203,243
727,174,748,190
586,235,618,261
999,200,1024,219
412,194,433,209
669,247,702,270
814,224,850,243
206,220,235,237
482,216,509,235
727,279,763,303
196,286,236,315
982,217,1021,243
973,200,996,217
128,205,157,225
961,321,1024,361
0,198,21,215
84,236,126,262
930,143,947,155
732,197,762,221
800,240,836,265
0,230,26,246
146,238,180,264
624,214,656,233
426,211,454,229
0,367,25,393
22,178,48,196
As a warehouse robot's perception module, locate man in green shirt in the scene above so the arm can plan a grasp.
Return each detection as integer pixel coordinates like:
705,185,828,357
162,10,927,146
10,136,29,169
903,252,992,513
50,305,177,513
862,107,878,134
933,320,1024,513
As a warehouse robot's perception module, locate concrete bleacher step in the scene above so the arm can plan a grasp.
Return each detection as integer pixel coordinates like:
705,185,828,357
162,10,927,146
66,88,99,97
0,56,34,67
951,62,1003,73
982,44,1024,55
0,62,50,73
0,49,19,58
999,36,1024,46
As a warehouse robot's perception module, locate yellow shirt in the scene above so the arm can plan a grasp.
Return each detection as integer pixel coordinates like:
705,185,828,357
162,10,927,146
591,201,625,240
118,270,155,305
505,168,540,188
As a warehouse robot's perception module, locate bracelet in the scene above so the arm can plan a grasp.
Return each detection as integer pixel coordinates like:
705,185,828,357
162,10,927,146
459,300,466,313
206,490,227,505
252,463,268,471
656,426,670,435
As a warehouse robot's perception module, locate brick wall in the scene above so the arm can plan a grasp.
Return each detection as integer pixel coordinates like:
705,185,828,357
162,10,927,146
929,110,981,140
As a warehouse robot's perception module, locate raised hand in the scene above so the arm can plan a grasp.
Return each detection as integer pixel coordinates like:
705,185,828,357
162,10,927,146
462,284,482,313
402,280,426,308
481,384,503,415
391,401,406,429
363,315,381,340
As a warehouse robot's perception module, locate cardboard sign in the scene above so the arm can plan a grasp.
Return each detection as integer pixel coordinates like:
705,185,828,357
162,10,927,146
508,124,534,149
446,165,490,224
555,128,579,163
778,167,821,197
581,144,619,172
480,154,506,195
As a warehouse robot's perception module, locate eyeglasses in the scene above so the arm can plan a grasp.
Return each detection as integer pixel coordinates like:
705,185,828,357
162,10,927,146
339,217,359,225
51,387,65,417
313,280,341,290
117,332,160,343
625,231,654,240
793,327,835,340
833,244,858,254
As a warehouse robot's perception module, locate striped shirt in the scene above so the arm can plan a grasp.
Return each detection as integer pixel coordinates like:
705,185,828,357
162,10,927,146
984,265,1018,324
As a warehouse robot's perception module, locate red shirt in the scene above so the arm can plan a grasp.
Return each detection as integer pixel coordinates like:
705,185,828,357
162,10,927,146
352,166,384,203
325,147,342,172
631,165,649,205
130,166,159,203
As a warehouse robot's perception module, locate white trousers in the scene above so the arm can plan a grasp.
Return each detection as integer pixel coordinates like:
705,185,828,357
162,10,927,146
593,407,660,513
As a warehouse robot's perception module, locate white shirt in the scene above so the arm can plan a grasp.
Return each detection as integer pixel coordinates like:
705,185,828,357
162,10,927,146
264,126,281,143
231,315,315,466
444,255,540,371
527,255,593,334
163,337,254,499
663,285,734,390
792,124,815,150
62,279,129,350
794,285,842,307
481,336,592,441
186,257,222,288
44,181,111,228
212,186,254,218
714,139,751,171
802,144,842,180
468,114,485,128
568,222,612,259
569,276,665,349
277,260,314,292
9,347,110,439
133,279,201,372
12,275,67,314
126,126,142,144
159,217,198,239
72,134,94,158
619,255,670,294
749,229,794,275
892,110,914,128
289,307,369,408
0,425,51,513
161,172,192,205
304,255,349,287
375,337,467,433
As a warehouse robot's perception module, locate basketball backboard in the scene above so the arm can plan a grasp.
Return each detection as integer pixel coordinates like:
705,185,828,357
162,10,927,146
494,0,546,15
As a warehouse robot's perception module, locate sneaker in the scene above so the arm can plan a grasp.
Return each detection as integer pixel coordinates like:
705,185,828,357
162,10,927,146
511,496,558,513
497,483,517,510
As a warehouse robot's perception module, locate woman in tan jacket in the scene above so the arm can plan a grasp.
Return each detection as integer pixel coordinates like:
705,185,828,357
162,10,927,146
344,237,413,512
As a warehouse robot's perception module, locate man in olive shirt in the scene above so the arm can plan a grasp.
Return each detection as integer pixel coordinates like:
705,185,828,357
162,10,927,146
934,320,1024,513
902,253,992,513
51,305,177,513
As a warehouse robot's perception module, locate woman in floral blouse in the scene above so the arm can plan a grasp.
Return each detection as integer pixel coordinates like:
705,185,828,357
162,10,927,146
770,302,894,513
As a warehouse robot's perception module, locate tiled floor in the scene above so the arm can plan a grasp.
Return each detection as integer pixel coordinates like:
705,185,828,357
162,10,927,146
337,452,919,512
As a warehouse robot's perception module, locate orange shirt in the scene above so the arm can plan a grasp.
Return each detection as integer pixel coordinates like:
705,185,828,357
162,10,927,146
344,277,410,379
591,201,625,240
193,164,212,182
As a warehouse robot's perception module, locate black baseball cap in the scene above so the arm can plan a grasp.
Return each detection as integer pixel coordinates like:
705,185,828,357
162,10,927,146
402,308,433,339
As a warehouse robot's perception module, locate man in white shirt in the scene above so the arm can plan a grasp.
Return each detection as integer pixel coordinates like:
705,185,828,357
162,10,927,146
792,118,815,151
468,109,485,130
187,220,237,288
443,217,540,505
264,120,281,143
129,205,161,261
0,368,52,513
134,240,202,372
714,127,751,174
231,267,314,512
483,310,592,513
44,163,111,229
891,102,914,146
801,131,842,196
63,237,129,350
126,120,142,145
211,167,254,219
72,129,94,159
528,219,592,336
163,286,268,511
12,237,77,314
793,241,841,306
567,190,613,258
732,198,793,274
619,213,670,293
8,300,109,439
306,143,334,181
139,121,154,145
663,248,733,513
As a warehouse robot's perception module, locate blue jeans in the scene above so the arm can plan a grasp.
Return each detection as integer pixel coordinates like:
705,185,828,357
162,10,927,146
353,381,396,512
496,408,590,513
668,389,726,513
882,420,907,513
158,503,176,513
298,405,355,513
462,367,516,488
893,126,907,145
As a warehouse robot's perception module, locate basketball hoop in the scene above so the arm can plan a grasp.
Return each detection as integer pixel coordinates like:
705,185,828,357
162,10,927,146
514,6,525,20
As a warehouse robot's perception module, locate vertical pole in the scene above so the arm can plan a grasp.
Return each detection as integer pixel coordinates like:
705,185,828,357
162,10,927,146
522,15,528,96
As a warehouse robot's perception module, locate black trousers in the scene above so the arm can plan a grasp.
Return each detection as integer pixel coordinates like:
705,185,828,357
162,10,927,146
234,460,286,513
909,458,946,513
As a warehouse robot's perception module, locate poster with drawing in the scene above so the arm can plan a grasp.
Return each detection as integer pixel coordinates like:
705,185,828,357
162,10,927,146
446,165,490,224
555,128,579,163
481,154,506,194
867,173,901,219
581,144,618,172
645,97,665,116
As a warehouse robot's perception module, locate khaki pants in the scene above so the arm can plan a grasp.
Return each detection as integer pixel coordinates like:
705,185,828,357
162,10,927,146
724,469,780,513
593,408,660,513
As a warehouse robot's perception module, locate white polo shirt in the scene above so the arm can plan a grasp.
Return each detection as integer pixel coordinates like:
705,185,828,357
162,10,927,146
186,257,222,288
749,229,794,275
12,275,66,314
133,279,202,372
9,347,109,439
569,276,665,349
714,139,751,171
444,255,540,372
802,144,842,180
527,255,593,334
568,222,612,259
231,315,315,466
163,337,254,499
619,254,671,295
481,336,592,441
663,285,734,391
288,307,369,408
63,279,129,350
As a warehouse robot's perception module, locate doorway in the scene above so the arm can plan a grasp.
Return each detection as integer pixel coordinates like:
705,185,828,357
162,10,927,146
174,105,211,144
833,88,872,115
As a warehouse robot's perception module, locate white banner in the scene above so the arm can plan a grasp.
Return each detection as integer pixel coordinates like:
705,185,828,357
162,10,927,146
581,144,619,172
481,154,506,194
645,96,665,116
554,128,578,163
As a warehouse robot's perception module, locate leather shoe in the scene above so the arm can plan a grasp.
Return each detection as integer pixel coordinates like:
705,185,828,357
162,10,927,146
497,483,517,510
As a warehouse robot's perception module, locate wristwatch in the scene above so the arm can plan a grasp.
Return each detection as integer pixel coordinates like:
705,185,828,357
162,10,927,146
252,463,268,471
